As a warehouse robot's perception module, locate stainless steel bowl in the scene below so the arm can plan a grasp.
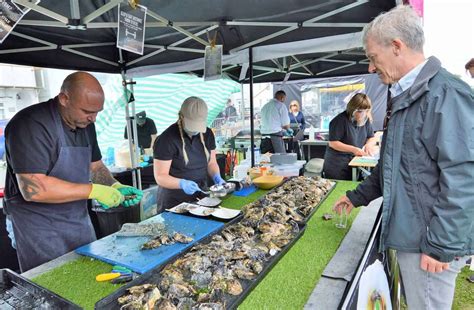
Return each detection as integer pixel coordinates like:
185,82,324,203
209,184,227,197
209,183,235,197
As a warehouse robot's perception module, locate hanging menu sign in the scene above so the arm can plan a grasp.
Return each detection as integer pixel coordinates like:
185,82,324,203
117,3,147,55
204,45,222,81
0,0,25,43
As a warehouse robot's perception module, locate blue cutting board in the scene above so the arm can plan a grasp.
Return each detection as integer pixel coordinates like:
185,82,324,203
76,212,224,274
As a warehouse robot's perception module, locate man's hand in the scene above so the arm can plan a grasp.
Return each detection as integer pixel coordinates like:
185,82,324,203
420,253,450,273
88,184,124,208
112,182,143,207
333,195,354,215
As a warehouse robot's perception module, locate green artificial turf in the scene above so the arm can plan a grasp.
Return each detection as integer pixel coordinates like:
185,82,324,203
220,188,269,209
239,180,360,310
32,257,123,310
453,267,474,310
31,180,472,310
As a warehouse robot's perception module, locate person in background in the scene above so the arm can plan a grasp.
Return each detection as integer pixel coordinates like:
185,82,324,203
288,100,306,132
260,90,292,154
3,72,143,272
333,6,473,309
124,110,157,154
465,56,474,284
153,97,225,212
465,58,474,78
223,99,238,123
287,100,306,155
322,93,377,180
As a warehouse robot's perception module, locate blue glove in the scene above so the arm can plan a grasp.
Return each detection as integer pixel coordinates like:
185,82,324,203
5,217,16,249
286,128,294,136
179,179,201,195
212,173,226,186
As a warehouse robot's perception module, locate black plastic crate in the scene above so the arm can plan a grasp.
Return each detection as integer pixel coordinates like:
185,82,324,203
0,269,80,309
95,223,306,309
258,176,337,224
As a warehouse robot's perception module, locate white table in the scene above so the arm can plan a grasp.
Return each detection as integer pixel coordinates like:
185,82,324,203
299,139,329,160
348,156,378,181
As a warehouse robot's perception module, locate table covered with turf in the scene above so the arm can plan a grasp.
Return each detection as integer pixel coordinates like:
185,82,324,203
26,181,361,310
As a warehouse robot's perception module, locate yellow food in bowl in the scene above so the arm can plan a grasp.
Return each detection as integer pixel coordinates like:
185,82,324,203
249,167,263,180
252,175,284,189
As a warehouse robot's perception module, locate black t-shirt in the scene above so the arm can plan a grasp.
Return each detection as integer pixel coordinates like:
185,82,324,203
124,117,157,149
4,98,101,198
153,123,215,183
327,111,374,155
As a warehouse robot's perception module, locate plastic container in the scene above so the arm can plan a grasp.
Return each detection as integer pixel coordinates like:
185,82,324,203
308,126,316,141
0,269,80,309
271,165,301,177
140,186,158,220
246,147,261,163
271,161,305,177
104,147,115,166
233,163,251,179
91,203,141,238
270,153,297,165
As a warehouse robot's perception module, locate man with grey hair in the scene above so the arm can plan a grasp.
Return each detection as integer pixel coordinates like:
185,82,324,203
333,5,473,309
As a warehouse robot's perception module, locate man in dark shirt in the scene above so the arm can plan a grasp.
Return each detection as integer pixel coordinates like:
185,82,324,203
4,72,143,272
223,99,238,122
124,110,157,150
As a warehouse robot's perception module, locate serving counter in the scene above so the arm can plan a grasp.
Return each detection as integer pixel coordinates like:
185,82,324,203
22,181,369,309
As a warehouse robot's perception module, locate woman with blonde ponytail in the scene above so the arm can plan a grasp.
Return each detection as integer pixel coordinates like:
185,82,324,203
153,97,225,211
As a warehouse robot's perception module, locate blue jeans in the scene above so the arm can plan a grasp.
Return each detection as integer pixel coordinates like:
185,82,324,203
5,216,16,249
397,251,467,310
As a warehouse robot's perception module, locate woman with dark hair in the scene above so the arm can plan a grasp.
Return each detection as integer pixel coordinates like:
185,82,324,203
322,93,377,180
153,97,225,211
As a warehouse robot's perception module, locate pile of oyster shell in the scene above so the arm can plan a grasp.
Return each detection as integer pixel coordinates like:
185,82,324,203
118,176,335,310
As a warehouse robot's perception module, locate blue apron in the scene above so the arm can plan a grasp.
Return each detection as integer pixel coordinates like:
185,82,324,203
4,103,96,272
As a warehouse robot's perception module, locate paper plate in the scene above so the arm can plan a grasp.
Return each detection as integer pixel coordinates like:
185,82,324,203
166,202,199,214
196,197,221,207
189,206,215,217
211,207,241,220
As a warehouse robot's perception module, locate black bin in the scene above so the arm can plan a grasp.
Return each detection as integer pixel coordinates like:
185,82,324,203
91,203,140,238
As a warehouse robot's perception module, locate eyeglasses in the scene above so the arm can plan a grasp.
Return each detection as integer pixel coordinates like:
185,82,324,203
290,104,297,107
354,109,369,113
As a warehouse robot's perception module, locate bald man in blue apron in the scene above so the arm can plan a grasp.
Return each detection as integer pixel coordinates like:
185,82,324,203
4,72,143,272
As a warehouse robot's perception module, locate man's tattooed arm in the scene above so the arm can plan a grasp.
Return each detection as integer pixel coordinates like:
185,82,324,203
90,160,117,186
15,173,92,203
17,174,47,201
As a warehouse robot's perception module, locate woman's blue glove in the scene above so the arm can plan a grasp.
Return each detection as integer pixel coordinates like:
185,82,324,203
212,173,226,186
179,179,201,195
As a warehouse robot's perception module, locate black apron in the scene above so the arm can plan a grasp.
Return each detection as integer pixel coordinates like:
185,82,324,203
4,104,96,272
322,148,353,180
157,135,209,212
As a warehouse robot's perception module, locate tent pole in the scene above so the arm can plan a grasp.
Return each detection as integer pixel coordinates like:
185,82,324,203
129,78,142,191
249,47,255,167
121,72,140,189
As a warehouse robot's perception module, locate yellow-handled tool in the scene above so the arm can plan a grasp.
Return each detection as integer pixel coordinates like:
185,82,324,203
96,272,121,282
